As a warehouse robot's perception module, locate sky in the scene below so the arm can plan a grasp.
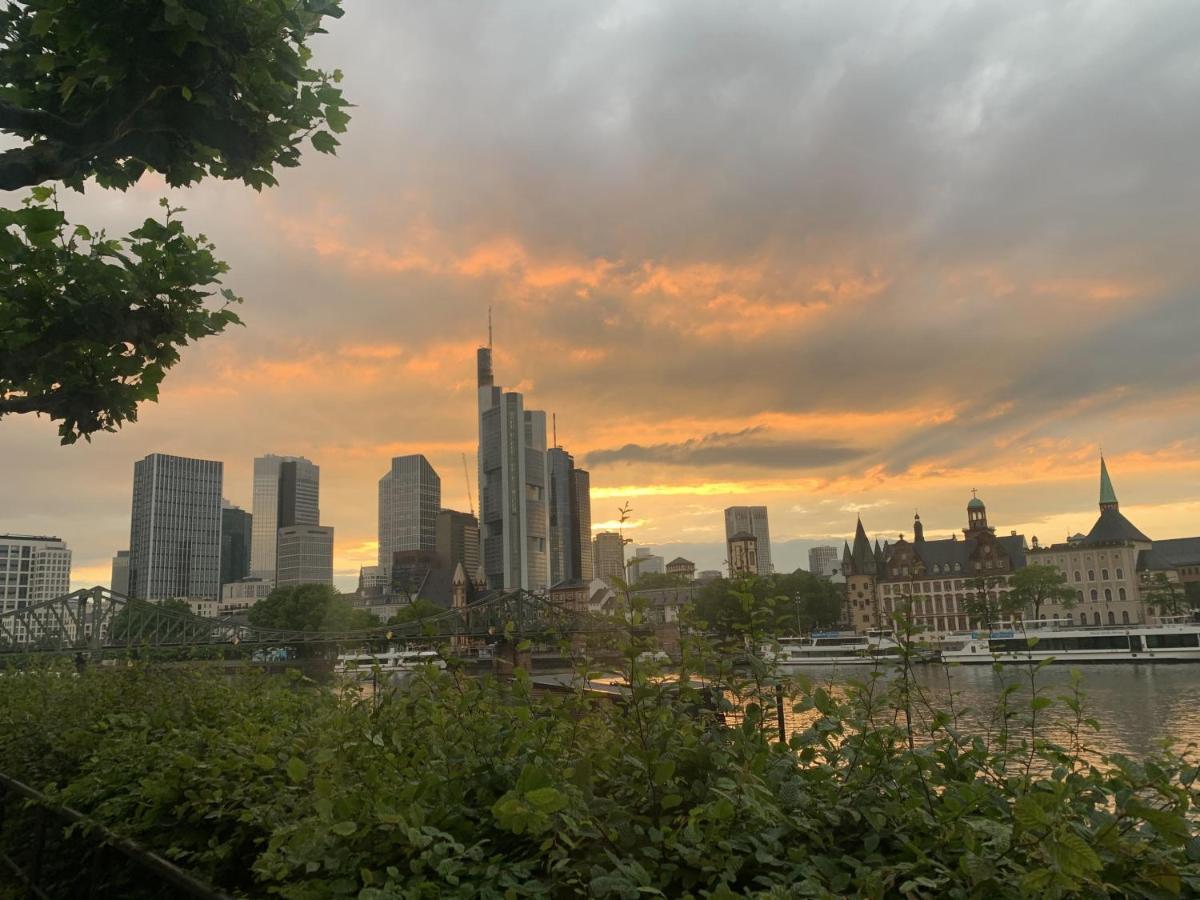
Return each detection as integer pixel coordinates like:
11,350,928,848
3,0,1200,591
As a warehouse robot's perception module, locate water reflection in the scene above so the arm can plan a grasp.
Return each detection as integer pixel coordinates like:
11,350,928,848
766,663,1200,759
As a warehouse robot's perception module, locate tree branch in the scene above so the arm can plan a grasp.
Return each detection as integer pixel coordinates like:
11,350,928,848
0,393,53,415
0,100,83,142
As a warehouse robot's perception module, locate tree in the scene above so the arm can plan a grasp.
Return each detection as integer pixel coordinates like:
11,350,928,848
1141,572,1190,619
247,584,374,633
1006,565,1078,622
1,0,349,442
632,572,690,590
387,598,443,627
962,575,1018,629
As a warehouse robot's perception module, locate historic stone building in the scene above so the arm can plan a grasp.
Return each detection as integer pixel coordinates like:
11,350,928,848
840,494,1027,633
1028,457,1199,625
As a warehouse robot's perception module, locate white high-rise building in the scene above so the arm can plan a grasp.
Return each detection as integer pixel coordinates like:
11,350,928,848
808,545,840,577
724,506,772,576
378,455,440,576
477,345,550,591
250,455,319,581
129,453,223,601
1,534,72,612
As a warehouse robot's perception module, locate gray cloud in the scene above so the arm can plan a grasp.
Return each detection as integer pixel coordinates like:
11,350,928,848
586,428,867,470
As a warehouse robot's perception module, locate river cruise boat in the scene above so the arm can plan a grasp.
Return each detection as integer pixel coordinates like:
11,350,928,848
940,619,1200,665
763,631,906,667
335,647,446,680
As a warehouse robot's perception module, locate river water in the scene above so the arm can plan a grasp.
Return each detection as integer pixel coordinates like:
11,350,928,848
769,663,1200,759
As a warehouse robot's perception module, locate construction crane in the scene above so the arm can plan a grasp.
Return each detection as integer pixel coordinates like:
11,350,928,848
462,453,475,517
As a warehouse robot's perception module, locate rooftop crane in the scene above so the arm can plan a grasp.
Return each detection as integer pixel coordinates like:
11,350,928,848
462,453,475,517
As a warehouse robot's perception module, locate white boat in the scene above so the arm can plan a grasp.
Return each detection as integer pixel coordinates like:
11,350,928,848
335,647,447,680
940,619,1200,665
764,631,905,667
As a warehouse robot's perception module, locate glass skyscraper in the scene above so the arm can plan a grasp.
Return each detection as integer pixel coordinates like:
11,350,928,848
378,455,441,574
250,455,319,581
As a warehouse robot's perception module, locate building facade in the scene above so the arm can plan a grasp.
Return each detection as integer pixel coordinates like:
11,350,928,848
1027,458,1192,626
275,525,334,587
129,453,223,601
728,532,759,577
219,578,273,615
724,506,772,576
220,504,252,591
436,509,480,578
378,455,440,576
1,534,71,611
547,449,594,585
593,532,625,582
628,547,665,582
477,346,550,591
573,468,594,582
666,557,696,580
250,455,319,581
110,549,130,596
808,545,840,578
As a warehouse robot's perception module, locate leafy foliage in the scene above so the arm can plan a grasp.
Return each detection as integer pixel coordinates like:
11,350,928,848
108,596,192,641
0,654,1197,898
0,0,348,441
689,572,844,637
0,192,241,441
1008,565,1080,621
248,583,377,633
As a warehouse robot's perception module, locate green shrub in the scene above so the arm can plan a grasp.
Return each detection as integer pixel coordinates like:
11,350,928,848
0,654,1196,898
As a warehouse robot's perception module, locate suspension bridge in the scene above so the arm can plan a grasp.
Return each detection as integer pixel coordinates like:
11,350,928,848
0,587,629,657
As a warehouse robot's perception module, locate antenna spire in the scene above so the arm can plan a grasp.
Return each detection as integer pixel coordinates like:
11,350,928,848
488,305,493,349
553,413,557,448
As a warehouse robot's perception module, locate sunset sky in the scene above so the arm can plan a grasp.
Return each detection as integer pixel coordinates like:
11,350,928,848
3,0,1200,591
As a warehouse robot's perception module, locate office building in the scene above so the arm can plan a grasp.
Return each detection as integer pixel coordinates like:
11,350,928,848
627,547,665,582
477,344,550,591
220,577,273,615
250,455,319,581
378,455,440,575
276,525,334,587
110,549,130,596
593,532,625,582
436,509,480,577
808,545,840,577
1,534,71,613
129,453,223,601
220,503,252,590
724,506,772,576
548,448,593,585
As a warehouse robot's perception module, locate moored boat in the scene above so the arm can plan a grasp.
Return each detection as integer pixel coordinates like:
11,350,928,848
939,618,1200,664
335,647,447,680
763,630,906,667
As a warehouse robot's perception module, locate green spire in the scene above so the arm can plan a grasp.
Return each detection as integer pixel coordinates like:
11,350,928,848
1099,456,1118,510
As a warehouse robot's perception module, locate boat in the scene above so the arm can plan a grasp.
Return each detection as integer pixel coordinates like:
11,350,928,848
335,647,447,680
763,630,906,667
939,618,1200,664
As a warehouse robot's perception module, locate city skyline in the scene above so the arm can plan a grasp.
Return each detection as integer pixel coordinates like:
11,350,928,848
3,0,1200,589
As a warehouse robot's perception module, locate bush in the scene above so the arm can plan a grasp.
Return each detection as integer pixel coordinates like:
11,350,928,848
0,653,1197,898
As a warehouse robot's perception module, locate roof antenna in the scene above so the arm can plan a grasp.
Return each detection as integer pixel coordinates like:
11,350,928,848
553,413,558,448
488,305,493,349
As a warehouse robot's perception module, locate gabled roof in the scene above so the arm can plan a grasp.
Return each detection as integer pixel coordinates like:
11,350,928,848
851,519,876,576
1083,507,1151,546
666,557,694,567
1138,537,1200,572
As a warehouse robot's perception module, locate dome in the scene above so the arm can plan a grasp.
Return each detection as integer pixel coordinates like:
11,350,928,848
967,497,985,511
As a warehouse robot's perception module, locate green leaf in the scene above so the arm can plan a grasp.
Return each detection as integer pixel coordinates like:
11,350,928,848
331,821,357,836
287,757,309,783
311,130,339,154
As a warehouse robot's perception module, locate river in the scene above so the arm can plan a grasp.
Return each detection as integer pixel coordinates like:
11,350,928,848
769,662,1200,759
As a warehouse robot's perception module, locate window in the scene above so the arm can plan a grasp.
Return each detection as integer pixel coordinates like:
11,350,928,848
1119,588,1127,602
1087,570,1095,581
1116,568,1123,579
1093,612,1101,625
1107,611,1116,625
1105,589,1112,603
1102,569,1109,580
1090,590,1098,601
1122,611,1130,624
1074,571,1081,582
1077,591,1084,603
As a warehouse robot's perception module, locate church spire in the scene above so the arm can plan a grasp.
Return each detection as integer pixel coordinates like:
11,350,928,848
1099,455,1118,511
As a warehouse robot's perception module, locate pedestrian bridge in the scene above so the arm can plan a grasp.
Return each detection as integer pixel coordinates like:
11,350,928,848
0,587,621,656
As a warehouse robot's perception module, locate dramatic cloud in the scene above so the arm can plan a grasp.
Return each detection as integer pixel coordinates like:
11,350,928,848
3,0,1200,583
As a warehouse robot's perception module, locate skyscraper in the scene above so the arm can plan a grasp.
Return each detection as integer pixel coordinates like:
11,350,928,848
220,503,252,590
129,453,223,601
276,525,334,587
436,509,480,577
593,532,625,582
110,549,130,596
378,455,440,574
808,545,839,577
1,534,71,612
250,455,319,581
477,345,550,591
548,447,595,586
724,506,772,576
573,468,594,581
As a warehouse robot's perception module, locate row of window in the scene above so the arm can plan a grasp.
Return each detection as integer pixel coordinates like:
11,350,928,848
1072,568,1124,582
